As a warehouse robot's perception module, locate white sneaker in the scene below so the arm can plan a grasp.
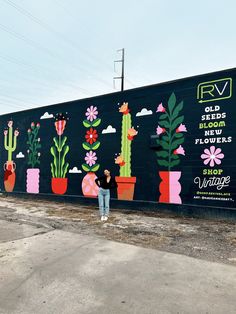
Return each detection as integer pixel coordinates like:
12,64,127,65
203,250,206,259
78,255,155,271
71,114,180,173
104,216,108,221
101,216,105,221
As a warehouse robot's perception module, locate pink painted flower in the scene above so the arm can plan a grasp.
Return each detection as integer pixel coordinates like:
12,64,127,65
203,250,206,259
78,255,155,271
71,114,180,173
8,120,13,128
156,103,166,113
201,146,224,167
156,125,166,135
176,124,187,133
85,106,98,121
4,130,8,136
36,123,40,128
85,151,97,167
27,129,31,133
174,145,185,156
14,130,19,137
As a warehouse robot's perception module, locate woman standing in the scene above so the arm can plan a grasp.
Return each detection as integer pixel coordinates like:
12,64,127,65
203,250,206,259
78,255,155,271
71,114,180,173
95,169,117,221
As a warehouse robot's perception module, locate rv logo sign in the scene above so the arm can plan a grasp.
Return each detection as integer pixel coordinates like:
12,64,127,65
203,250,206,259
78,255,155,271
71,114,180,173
197,78,232,103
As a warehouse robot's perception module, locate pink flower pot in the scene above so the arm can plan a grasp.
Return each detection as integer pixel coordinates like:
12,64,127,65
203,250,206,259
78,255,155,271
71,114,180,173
82,172,99,197
159,171,182,204
26,168,40,194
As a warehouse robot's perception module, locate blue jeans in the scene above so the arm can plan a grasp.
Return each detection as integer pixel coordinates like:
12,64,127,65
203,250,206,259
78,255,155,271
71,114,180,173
98,188,110,216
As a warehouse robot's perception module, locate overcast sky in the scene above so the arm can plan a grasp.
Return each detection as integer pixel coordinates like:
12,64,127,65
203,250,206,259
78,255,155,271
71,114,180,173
0,0,235,114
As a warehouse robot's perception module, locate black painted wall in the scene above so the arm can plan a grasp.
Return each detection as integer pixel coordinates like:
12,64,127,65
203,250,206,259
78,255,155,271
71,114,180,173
0,68,235,209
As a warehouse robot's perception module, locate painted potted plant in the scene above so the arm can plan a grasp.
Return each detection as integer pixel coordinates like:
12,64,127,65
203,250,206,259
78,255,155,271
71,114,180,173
115,102,138,200
26,122,41,193
81,105,101,197
3,120,19,192
156,92,187,204
50,113,70,195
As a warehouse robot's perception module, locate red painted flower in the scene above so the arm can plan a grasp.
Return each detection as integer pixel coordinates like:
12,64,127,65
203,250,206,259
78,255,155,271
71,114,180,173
85,128,98,144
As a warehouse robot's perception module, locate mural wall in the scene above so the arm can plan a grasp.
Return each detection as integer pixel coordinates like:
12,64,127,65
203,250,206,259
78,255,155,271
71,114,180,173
0,68,235,209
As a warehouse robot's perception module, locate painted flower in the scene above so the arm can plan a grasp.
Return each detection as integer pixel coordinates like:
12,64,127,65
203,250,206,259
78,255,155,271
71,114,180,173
156,125,166,135
31,122,35,128
4,130,8,136
127,127,138,140
27,129,31,133
14,130,19,137
38,138,41,142
156,103,166,113
176,123,187,133
174,145,185,156
54,113,68,136
201,146,224,167
27,149,30,154
119,102,130,115
38,152,41,157
8,120,13,128
36,123,40,128
85,128,98,144
85,106,98,121
85,151,97,167
115,155,125,166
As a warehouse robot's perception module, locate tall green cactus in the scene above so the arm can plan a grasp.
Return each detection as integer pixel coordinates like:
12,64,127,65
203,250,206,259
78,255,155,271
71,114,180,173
4,121,18,161
120,113,132,177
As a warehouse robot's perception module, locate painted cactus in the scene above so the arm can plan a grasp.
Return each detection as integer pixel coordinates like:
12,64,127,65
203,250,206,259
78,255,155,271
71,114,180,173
81,105,101,197
115,102,138,201
115,102,138,177
50,113,70,195
4,120,19,161
3,120,19,192
26,122,41,193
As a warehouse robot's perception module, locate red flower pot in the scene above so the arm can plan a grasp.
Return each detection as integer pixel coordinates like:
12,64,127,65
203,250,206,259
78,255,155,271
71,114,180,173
159,171,182,204
51,178,68,195
4,161,16,192
116,176,136,200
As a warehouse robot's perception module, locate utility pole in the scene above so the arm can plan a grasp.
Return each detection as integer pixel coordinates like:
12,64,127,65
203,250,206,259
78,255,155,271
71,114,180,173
113,48,125,91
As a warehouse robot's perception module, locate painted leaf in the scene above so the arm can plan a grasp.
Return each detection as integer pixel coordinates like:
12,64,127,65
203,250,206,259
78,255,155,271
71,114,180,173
172,101,183,120
170,159,180,168
83,120,91,128
82,163,90,172
91,118,101,127
53,137,59,151
50,162,55,178
173,133,183,139
156,151,168,158
157,159,169,167
91,141,100,150
171,116,184,130
162,135,169,142
171,154,180,160
160,139,169,150
171,137,184,150
62,162,69,178
82,142,91,150
90,164,100,172
158,120,170,128
168,92,176,114
159,113,168,120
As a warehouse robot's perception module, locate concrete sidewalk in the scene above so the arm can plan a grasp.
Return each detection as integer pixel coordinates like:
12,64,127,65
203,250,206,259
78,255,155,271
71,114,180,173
0,220,236,314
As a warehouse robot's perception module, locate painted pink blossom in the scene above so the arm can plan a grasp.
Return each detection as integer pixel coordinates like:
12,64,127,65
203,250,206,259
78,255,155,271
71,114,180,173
85,106,98,122
156,125,166,135
201,146,224,167
85,151,97,167
156,103,166,113
8,120,13,128
174,145,185,156
4,130,8,136
176,123,187,133
14,130,19,137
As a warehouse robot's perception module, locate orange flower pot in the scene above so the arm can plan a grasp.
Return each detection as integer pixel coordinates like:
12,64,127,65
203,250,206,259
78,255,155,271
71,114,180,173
4,161,16,192
115,176,136,200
